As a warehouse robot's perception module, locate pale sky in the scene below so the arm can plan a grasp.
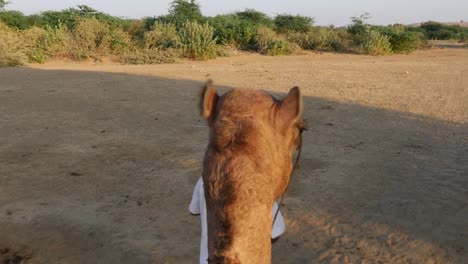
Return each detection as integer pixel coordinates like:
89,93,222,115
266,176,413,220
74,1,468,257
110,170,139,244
6,0,468,26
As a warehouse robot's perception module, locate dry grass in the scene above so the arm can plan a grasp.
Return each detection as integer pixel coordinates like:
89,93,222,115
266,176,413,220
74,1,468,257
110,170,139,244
0,23,28,66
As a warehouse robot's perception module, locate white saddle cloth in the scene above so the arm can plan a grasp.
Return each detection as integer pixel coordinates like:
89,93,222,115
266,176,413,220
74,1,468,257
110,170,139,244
189,177,285,264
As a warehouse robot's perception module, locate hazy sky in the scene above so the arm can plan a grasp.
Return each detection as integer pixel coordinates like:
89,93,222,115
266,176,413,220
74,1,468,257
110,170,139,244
6,0,468,26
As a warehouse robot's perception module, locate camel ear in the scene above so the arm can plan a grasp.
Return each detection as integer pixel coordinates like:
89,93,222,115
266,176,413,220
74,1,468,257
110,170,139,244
200,80,218,121
277,86,302,124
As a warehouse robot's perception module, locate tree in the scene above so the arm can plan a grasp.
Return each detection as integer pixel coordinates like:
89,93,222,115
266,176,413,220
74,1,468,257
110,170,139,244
75,5,98,16
0,0,9,10
167,0,203,26
347,13,372,45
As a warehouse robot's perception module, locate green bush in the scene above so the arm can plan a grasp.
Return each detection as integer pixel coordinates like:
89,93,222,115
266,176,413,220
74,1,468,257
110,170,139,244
274,14,313,33
361,28,392,55
234,9,273,27
347,13,371,47
40,10,79,29
0,22,28,66
377,25,424,53
0,10,29,29
177,20,217,60
311,27,340,51
419,21,468,41
144,21,179,49
25,14,44,27
208,15,257,48
207,9,274,49
40,5,128,30
256,26,295,56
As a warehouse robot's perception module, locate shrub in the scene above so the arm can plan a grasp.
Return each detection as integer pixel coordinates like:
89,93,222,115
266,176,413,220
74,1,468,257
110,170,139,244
0,22,27,66
361,28,392,55
120,48,179,64
256,26,295,56
347,13,371,46
274,14,313,33
215,45,235,57
419,21,468,41
333,28,353,51
0,10,29,29
22,26,47,63
144,21,179,49
41,10,79,29
208,15,257,48
286,27,350,52
26,14,44,27
40,5,128,30
41,23,72,58
177,20,217,60
377,25,424,53
234,9,273,27
311,27,339,51
110,29,133,53
126,19,146,41
69,17,113,59
285,31,313,49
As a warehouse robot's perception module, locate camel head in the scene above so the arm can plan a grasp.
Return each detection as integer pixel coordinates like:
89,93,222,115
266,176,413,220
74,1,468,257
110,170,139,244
200,80,304,263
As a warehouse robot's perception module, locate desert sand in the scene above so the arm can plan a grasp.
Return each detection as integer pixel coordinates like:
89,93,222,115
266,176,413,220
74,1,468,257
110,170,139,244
1,48,467,263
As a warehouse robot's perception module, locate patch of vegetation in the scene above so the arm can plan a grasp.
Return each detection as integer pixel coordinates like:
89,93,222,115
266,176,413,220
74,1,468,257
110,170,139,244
348,13,422,55
0,1,446,66
274,14,313,33
41,23,72,58
150,0,204,28
286,27,351,52
419,21,468,41
376,25,424,53
208,14,258,49
361,28,393,55
178,20,218,60
234,9,274,28
68,17,114,59
144,22,179,49
0,22,28,66
256,26,297,56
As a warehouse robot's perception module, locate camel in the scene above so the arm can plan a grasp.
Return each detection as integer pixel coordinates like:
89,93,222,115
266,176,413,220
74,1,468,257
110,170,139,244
199,80,304,264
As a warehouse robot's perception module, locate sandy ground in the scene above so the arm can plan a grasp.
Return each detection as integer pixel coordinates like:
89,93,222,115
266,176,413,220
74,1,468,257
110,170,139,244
1,48,467,264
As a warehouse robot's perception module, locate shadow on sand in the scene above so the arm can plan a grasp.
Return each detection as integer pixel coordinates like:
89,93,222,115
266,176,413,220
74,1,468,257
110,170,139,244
0,67,466,263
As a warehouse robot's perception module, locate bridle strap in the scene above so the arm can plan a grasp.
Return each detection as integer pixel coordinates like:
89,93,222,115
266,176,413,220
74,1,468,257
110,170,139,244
272,132,303,227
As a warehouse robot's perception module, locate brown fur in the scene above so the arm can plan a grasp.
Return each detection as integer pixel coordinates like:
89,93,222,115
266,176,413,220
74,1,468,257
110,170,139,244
200,80,304,263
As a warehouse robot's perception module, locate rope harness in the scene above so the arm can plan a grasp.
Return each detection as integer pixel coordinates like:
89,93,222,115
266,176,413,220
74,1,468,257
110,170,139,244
272,131,303,227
